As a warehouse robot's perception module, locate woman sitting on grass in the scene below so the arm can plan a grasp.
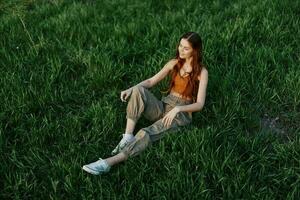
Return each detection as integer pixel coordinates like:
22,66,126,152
82,31,208,175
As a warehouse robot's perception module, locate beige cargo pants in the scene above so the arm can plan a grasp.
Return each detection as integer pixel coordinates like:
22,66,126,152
120,85,193,158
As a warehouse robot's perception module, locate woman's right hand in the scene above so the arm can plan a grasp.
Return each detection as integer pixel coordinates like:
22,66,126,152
120,88,133,102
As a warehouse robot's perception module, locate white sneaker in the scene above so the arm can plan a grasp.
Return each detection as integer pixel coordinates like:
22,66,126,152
82,158,111,175
111,134,135,155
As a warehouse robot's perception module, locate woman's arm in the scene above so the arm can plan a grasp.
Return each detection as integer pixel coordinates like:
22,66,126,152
120,59,177,102
130,59,177,89
176,67,208,112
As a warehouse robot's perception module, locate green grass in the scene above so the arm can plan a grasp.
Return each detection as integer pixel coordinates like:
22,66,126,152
1,0,299,199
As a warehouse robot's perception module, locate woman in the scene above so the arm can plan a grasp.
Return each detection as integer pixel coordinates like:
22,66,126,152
82,32,208,175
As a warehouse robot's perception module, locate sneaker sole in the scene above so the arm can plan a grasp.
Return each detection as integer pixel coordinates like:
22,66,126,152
111,149,119,155
82,166,99,175
111,145,123,155
111,139,136,155
111,146,126,155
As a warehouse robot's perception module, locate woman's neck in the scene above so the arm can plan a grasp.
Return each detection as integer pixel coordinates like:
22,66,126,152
184,57,193,66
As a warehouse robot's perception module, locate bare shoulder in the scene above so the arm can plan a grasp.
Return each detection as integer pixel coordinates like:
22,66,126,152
168,58,178,65
165,58,178,70
197,67,208,81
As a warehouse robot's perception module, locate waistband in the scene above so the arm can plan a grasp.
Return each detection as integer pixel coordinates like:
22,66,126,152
161,93,193,106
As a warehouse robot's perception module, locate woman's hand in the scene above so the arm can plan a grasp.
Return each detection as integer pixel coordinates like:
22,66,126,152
120,88,133,102
162,107,180,127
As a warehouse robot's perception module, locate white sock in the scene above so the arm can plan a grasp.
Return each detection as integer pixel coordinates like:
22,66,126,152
123,133,134,141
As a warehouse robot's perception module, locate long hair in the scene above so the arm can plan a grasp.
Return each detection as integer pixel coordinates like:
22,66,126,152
164,32,205,102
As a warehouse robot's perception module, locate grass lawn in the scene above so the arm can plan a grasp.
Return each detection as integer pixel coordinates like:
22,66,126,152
1,0,299,199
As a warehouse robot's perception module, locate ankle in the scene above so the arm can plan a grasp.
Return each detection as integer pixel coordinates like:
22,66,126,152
125,132,133,136
104,158,113,167
120,152,129,161
124,133,134,141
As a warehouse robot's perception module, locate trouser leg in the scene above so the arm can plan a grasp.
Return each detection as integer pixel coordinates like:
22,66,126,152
126,86,164,122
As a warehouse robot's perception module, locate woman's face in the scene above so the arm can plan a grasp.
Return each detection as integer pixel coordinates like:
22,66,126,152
178,38,193,59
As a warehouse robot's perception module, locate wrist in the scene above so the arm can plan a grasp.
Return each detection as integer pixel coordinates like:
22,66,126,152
175,106,181,113
128,87,134,91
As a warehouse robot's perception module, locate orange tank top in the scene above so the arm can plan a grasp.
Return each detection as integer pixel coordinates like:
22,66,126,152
171,72,193,98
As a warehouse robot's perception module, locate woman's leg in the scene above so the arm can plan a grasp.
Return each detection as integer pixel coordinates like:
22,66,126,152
111,86,165,155
104,152,128,166
125,118,136,135
125,85,165,132
83,90,195,175
82,105,192,175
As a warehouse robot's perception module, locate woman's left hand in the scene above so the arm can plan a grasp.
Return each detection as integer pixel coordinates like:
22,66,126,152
162,107,180,127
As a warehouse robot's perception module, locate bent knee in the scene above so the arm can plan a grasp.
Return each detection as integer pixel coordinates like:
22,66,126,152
135,129,148,139
132,85,145,95
135,130,153,145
